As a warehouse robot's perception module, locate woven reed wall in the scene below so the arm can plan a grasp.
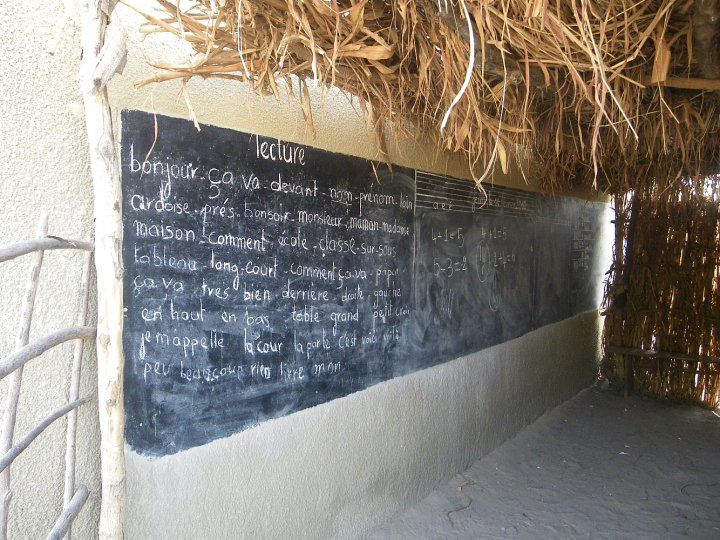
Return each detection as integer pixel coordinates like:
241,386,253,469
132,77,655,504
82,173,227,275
603,178,720,408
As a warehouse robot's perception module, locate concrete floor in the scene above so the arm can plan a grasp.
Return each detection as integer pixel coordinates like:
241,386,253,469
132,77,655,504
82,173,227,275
371,388,720,539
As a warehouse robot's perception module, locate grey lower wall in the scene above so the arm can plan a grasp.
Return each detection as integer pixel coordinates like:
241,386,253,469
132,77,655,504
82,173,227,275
125,310,600,539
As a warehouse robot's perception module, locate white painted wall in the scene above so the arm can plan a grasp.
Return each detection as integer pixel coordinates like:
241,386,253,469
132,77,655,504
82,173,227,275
0,2,607,538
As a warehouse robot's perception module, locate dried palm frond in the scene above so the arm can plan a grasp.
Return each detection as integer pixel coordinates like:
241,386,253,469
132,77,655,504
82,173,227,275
120,0,720,194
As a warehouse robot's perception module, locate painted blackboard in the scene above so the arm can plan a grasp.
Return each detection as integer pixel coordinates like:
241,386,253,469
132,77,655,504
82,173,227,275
121,110,610,456
121,111,415,455
407,173,609,371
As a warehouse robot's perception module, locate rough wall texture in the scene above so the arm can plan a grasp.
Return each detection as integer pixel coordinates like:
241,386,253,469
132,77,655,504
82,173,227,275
0,0,100,538
125,311,601,540
0,1,603,538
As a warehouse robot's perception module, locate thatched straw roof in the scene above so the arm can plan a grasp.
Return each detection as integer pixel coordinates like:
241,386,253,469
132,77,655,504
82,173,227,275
122,0,720,194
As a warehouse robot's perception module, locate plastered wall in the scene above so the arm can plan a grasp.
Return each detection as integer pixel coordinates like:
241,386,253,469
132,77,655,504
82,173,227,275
0,1,605,538
1,1,99,538
125,311,600,540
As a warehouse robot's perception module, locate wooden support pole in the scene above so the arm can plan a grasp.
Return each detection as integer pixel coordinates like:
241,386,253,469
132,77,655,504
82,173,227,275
63,251,93,540
0,238,93,264
0,398,90,474
623,355,634,398
47,486,90,540
76,1,127,537
0,327,97,381
0,214,48,539
617,195,640,385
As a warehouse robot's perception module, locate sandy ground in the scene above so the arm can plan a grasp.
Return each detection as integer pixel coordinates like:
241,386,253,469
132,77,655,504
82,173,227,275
370,388,720,539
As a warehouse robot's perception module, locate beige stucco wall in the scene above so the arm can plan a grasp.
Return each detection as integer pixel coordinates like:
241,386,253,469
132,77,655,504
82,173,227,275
0,2,608,538
0,1,100,538
125,311,601,540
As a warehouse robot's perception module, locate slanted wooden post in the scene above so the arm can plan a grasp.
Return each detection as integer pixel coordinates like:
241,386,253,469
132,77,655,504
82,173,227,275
0,215,48,539
76,1,127,538
0,398,91,474
63,251,93,540
48,486,90,540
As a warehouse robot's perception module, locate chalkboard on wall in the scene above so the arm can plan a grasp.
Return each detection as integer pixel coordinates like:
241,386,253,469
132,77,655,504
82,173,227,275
122,110,415,455
121,110,610,456
407,173,537,371
407,172,609,370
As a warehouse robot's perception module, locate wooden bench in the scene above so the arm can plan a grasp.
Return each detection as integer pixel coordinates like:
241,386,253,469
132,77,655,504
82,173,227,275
605,346,720,397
